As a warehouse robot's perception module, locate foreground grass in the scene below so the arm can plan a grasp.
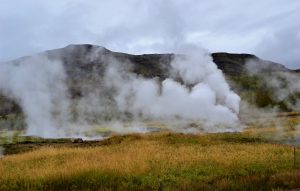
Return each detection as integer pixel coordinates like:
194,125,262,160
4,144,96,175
0,132,300,190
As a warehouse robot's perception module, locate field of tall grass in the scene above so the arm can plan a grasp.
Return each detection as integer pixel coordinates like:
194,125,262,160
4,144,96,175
1,131,300,191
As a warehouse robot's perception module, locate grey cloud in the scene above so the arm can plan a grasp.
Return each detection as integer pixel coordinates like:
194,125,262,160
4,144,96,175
0,0,299,69
255,27,300,69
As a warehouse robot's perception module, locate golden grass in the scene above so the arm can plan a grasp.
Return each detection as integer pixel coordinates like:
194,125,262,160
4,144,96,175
1,113,300,190
0,132,299,190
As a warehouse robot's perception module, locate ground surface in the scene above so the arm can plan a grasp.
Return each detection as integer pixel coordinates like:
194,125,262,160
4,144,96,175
1,114,300,191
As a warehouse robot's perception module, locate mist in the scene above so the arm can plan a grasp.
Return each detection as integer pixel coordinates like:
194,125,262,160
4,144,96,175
246,59,300,111
232,58,300,139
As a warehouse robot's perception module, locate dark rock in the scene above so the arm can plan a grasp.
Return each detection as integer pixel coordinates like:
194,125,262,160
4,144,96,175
72,138,84,143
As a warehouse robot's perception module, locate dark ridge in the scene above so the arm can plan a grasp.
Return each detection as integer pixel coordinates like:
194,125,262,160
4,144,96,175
13,44,290,77
211,52,292,75
212,52,256,75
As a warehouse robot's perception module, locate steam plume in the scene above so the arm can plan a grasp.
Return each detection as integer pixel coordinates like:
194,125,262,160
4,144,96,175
0,47,241,137
0,55,70,137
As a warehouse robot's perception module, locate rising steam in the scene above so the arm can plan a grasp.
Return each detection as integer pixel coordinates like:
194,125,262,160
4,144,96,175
0,47,241,138
0,56,71,137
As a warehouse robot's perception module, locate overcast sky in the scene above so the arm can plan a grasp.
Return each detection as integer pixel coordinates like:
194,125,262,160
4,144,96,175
1,0,300,68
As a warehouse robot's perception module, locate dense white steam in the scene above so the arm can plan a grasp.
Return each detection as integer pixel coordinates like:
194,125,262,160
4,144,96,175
100,52,240,132
0,56,70,137
0,49,241,137
171,53,240,113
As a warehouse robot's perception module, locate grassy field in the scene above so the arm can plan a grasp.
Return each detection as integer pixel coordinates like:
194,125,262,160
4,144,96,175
0,113,300,190
0,131,300,191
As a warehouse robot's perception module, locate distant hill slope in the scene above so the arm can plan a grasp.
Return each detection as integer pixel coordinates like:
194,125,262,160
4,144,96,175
211,52,292,75
46,44,294,76
0,44,299,118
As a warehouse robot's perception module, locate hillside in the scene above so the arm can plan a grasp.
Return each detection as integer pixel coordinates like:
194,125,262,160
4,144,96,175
0,44,299,119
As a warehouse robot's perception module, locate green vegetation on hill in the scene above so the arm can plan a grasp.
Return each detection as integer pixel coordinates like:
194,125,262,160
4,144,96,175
229,73,300,111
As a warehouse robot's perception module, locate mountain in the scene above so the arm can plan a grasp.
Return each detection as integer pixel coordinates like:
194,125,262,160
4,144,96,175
12,44,293,78
0,44,299,119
